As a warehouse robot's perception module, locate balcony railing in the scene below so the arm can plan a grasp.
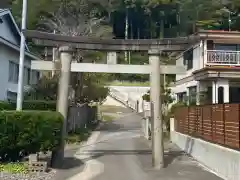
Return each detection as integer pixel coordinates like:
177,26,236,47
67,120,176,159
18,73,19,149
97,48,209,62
207,50,240,65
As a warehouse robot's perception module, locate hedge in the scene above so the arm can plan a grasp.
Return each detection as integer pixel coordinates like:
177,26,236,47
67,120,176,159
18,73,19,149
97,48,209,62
0,100,56,111
0,111,63,161
0,101,14,110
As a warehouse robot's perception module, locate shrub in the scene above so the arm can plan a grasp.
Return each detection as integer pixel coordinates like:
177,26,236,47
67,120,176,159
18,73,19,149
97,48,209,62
0,111,63,161
0,101,56,111
0,101,14,111
18,100,56,111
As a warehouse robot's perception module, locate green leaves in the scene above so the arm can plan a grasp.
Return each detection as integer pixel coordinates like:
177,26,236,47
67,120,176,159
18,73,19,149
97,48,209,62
0,111,63,162
0,162,28,174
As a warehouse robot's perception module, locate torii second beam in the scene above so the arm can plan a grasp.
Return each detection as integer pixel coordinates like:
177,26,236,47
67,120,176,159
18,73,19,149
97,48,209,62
31,61,186,74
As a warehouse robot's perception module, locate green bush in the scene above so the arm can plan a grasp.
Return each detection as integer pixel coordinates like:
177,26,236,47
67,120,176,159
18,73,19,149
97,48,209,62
19,100,56,111
0,101,14,111
0,111,63,161
0,101,56,111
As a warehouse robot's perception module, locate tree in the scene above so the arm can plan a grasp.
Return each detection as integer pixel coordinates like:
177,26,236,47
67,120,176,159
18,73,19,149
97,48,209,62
142,82,175,131
26,74,109,104
37,0,113,103
11,0,61,29
25,75,59,100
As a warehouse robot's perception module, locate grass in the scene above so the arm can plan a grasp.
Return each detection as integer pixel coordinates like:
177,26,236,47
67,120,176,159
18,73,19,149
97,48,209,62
0,162,28,174
102,114,115,122
66,127,92,144
100,105,126,113
107,81,150,87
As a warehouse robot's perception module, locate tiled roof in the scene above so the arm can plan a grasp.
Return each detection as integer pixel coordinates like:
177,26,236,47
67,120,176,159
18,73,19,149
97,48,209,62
0,8,8,13
205,30,240,33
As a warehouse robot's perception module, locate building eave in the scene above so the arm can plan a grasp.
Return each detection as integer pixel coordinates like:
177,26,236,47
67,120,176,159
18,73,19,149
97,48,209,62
0,37,41,60
0,9,29,51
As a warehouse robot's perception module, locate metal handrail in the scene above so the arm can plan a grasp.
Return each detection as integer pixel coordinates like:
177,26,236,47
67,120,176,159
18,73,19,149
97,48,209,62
207,50,240,64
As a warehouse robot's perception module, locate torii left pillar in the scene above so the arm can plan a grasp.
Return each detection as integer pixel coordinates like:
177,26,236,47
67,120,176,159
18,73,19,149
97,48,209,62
149,49,164,169
56,46,74,161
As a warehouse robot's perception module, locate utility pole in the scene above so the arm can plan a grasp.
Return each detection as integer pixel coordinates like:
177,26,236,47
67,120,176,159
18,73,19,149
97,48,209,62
125,9,129,63
149,50,164,169
16,0,27,110
52,30,56,77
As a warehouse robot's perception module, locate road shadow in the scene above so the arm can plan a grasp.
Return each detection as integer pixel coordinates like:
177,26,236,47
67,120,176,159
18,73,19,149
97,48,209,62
53,157,84,170
164,150,186,168
98,120,141,133
78,149,151,157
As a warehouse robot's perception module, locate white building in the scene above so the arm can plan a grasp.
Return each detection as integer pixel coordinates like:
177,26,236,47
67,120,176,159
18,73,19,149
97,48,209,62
172,30,240,105
0,9,40,101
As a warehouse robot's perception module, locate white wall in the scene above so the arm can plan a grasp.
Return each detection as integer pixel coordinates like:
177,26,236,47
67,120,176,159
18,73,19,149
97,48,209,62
0,15,18,45
170,119,240,180
176,42,204,81
174,42,204,94
172,80,198,96
0,45,38,100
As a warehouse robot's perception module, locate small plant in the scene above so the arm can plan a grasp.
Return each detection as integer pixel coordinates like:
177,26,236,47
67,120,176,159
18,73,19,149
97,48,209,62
66,127,91,144
0,162,28,174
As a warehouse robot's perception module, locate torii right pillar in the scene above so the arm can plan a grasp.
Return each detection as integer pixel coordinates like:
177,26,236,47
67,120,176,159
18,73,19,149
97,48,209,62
148,49,164,169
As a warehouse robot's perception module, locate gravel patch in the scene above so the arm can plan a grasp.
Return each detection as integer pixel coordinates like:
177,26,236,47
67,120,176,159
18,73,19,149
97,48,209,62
0,170,56,180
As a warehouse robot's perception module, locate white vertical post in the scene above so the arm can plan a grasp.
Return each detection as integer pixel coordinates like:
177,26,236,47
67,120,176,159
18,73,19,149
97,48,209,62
56,46,73,160
107,52,117,64
125,9,129,63
149,49,164,169
16,0,27,110
145,117,149,139
196,82,201,105
52,30,56,77
224,83,230,103
212,81,217,104
203,40,207,67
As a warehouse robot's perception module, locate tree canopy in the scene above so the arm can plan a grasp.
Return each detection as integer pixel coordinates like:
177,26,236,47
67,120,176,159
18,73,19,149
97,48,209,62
9,0,240,84
10,0,240,39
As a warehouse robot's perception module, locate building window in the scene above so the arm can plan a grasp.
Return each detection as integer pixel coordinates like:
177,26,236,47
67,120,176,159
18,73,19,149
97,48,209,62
7,91,17,101
30,70,40,84
177,92,187,103
183,48,193,70
27,68,31,84
188,86,197,105
8,61,19,83
214,44,239,51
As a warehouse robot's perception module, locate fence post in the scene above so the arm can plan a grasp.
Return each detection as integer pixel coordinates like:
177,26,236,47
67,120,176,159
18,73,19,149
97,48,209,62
223,104,226,145
239,104,240,149
211,105,213,141
187,106,190,135
201,107,203,137
194,106,197,137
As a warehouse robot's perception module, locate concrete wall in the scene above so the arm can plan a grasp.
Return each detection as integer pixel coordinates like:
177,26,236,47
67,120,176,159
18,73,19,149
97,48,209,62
170,118,240,180
67,104,97,132
108,86,149,112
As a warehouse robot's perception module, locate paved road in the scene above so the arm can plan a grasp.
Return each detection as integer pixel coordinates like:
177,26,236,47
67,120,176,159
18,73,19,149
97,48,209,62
54,108,222,180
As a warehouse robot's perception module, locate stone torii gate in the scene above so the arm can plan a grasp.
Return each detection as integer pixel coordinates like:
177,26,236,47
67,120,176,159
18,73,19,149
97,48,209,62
23,30,195,169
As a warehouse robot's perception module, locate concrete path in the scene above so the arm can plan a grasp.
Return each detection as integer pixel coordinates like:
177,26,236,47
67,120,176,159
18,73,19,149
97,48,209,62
102,96,126,107
53,106,223,180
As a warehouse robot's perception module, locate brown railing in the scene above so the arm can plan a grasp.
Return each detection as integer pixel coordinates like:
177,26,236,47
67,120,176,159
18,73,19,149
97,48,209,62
175,104,240,150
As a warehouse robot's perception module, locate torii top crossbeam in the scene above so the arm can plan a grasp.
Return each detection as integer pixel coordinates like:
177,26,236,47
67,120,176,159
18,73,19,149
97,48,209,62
23,30,198,51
